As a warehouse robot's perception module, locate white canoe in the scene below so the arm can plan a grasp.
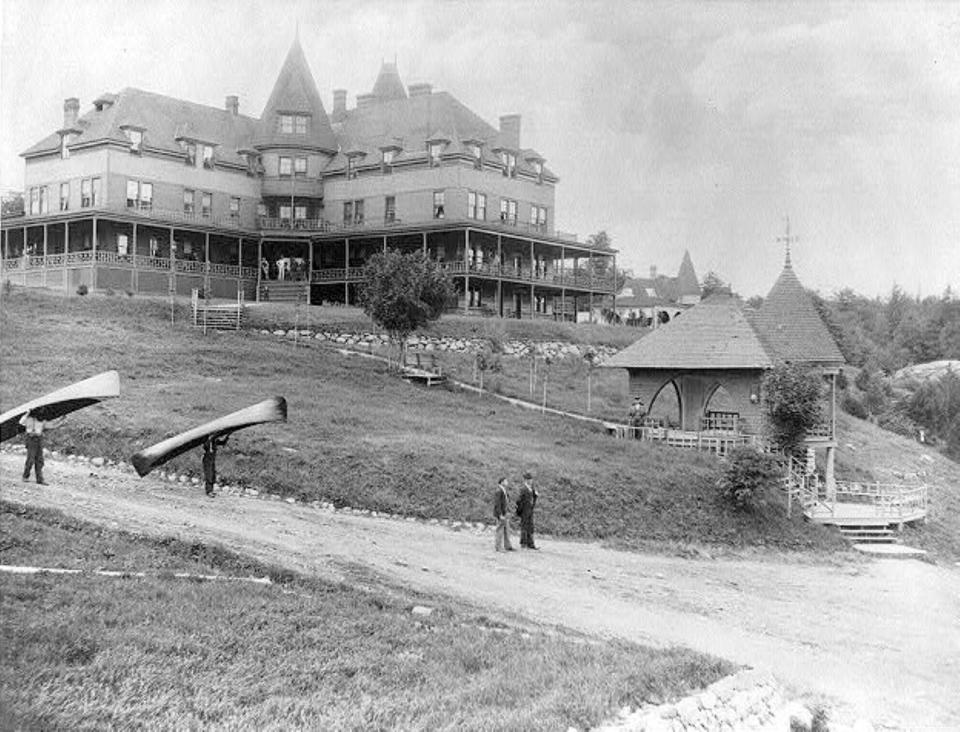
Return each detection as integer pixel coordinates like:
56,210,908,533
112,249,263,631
0,370,121,443
130,396,287,477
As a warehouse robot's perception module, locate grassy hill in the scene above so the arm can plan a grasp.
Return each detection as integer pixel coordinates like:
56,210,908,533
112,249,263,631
0,286,885,556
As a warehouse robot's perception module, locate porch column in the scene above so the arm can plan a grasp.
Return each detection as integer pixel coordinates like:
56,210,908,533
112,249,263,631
255,238,263,303
168,226,175,298
496,234,503,317
422,231,427,255
63,221,69,290
589,291,594,324
306,239,313,305
343,237,348,305
825,447,836,501
611,255,617,314
382,235,387,254
42,223,48,287
92,217,98,289
204,231,211,297
560,245,566,321
464,230,470,313
132,222,139,293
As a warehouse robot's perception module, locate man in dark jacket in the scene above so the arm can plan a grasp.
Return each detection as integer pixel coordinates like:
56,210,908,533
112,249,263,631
516,471,539,549
201,434,229,497
493,477,514,552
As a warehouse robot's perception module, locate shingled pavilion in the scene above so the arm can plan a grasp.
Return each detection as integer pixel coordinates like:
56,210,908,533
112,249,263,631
604,252,845,485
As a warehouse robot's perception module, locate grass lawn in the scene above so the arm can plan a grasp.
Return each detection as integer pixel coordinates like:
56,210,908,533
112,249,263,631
1,287,846,554
0,501,732,730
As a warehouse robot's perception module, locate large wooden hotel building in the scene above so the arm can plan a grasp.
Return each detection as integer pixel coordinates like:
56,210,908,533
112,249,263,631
1,39,615,319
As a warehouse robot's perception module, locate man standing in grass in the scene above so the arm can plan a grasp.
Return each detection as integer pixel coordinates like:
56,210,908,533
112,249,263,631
19,410,66,485
516,471,539,550
201,434,229,497
493,477,515,552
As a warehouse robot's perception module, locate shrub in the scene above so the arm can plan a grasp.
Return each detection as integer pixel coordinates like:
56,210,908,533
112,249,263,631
841,392,869,420
718,447,783,512
125,289,135,297
105,287,115,297
762,363,824,450
76,284,88,296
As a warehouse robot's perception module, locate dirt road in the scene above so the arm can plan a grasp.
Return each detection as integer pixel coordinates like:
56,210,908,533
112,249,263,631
3,453,958,730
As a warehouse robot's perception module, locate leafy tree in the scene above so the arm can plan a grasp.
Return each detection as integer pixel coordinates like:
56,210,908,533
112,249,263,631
701,271,731,298
762,362,824,451
0,191,24,218
359,250,453,369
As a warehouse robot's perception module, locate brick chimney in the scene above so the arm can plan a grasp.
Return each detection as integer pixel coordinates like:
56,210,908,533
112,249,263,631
356,93,376,110
63,97,80,129
499,114,521,150
333,89,347,115
225,95,239,115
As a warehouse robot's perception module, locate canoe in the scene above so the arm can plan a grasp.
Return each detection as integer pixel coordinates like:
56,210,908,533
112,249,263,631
130,396,287,477
0,371,121,443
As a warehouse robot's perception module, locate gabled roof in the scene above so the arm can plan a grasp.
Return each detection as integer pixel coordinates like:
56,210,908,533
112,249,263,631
21,88,259,167
604,295,773,370
372,61,408,101
749,261,845,366
252,38,337,153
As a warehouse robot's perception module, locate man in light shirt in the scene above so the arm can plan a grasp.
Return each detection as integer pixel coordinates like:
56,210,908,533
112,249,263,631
19,410,66,485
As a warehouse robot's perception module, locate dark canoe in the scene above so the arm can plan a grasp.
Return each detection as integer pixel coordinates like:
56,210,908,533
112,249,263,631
130,396,287,477
0,371,121,443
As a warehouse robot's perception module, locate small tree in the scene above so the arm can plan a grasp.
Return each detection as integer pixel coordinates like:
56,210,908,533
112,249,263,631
359,250,453,369
718,447,784,512
762,362,824,451
583,347,599,413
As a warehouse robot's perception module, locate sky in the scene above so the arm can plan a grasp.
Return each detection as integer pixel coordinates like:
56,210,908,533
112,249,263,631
1,0,958,298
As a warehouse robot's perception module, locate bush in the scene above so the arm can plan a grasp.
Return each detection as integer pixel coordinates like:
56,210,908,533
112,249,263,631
76,284,88,296
841,392,869,419
718,447,784,512
762,363,824,450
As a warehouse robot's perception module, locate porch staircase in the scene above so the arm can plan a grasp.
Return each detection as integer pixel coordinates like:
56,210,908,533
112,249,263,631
836,525,900,544
191,289,245,331
258,281,308,303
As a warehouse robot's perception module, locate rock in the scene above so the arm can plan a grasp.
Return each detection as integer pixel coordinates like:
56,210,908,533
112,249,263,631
285,497,296,504
411,605,433,616
91,456,105,467
675,696,701,723
247,489,259,497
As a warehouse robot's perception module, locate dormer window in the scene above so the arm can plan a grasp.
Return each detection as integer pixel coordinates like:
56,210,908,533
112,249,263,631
382,149,396,174
429,142,444,167
244,152,262,177
279,156,292,177
294,156,307,177
500,151,516,178
279,113,309,134
184,142,197,167
124,128,143,154
471,144,483,170
534,160,544,183
345,152,364,179
202,144,215,168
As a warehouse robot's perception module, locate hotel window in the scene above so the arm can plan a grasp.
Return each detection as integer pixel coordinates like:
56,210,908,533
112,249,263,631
257,202,267,218
471,144,482,170
81,177,100,207
385,195,396,223
184,142,197,166
60,135,70,160
202,145,215,168
183,188,195,214
60,182,70,211
500,198,517,225
39,186,49,214
343,201,352,224
125,128,143,154
201,192,212,217
433,190,445,219
295,115,307,134
294,156,307,177
530,205,547,230
279,204,292,221
279,156,293,177
429,142,443,167
126,180,153,210
279,113,309,135
469,285,483,308
229,197,240,219
29,187,39,215
353,199,364,224
468,191,486,220
501,151,516,178
117,234,129,256
294,205,307,222
382,149,395,174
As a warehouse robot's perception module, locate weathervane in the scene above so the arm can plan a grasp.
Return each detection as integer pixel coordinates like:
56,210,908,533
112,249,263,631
776,215,798,268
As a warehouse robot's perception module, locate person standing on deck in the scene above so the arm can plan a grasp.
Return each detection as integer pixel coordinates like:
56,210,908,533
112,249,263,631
19,410,66,485
493,477,515,552
201,434,229,497
516,471,540,549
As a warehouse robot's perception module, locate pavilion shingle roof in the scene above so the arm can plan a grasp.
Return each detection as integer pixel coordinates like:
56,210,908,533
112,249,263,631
750,262,845,366
604,295,773,370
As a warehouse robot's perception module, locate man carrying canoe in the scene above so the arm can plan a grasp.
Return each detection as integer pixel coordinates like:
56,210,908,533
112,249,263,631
201,434,229,497
19,410,66,485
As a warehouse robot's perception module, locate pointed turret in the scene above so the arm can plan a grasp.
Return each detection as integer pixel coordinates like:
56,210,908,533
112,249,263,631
676,250,701,304
372,61,407,102
253,38,337,153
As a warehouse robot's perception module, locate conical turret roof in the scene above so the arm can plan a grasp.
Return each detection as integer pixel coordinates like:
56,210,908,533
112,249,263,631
676,250,700,297
372,61,407,101
750,259,844,366
253,38,337,153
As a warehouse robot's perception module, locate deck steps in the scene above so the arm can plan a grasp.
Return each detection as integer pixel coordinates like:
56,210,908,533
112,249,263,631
837,525,900,544
259,281,308,303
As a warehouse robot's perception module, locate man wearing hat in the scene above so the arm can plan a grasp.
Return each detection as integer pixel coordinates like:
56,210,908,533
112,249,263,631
493,476,515,552
515,471,539,549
